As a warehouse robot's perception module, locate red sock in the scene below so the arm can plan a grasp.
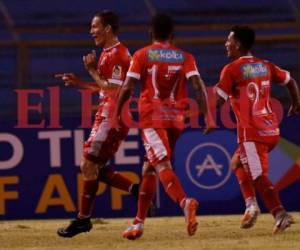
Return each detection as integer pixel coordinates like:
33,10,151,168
158,168,186,206
98,166,133,192
233,167,256,201
254,175,284,216
133,174,156,224
79,179,98,217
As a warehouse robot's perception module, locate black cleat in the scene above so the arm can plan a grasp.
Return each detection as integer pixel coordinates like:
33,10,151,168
57,217,92,238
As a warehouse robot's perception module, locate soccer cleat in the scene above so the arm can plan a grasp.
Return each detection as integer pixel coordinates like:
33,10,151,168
122,223,144,240
240,203,260,229
57,217,92,238
273,211,295,234
183,198,199,236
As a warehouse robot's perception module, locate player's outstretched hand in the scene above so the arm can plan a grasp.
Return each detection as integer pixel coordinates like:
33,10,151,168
54,73,80,86
288,103,300,116
203,126,214,135
83,50,97,71
203,114,216,135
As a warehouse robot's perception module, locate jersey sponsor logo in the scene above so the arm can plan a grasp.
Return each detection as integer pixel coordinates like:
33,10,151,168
112,65,122,79
185,142,232,190
258,128,280,136
147,49,184,63
241,63,268,79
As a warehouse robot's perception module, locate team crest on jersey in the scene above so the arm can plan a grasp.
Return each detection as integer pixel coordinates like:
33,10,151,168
148,49,184,62
112,65,122,79
241,63,268,79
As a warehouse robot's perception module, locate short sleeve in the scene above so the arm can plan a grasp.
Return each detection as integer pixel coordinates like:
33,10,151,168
183,53,200,79
269,62,290,86
106,51,130,86
215,64,234,101
126,50,144,80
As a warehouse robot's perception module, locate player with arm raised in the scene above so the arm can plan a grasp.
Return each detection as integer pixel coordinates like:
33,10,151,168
115,13,211,240
55,10,139,238
215,25,300,233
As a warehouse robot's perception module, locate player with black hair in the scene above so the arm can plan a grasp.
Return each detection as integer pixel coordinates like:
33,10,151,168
115,13,212,240
215,25,300,233
55,10,138,238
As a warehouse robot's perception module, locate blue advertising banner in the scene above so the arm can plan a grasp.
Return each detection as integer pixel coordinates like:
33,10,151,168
0,119,145,219
174,130,239,201
1,116,300,220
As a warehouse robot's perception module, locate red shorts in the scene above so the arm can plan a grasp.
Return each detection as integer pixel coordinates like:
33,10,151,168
235,135,279,180
83,112,129,164
141,127,182,166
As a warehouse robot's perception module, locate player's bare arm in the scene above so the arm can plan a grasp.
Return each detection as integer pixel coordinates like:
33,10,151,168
54,72,99,92
115,76,136,122
189,75,208,117
215,94,226,108
189,75,215,134
286,77,300,116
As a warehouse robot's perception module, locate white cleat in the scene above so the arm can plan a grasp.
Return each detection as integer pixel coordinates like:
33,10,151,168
273,211,295,234
122,223,144,240
240,203,260,229
183,198,199,236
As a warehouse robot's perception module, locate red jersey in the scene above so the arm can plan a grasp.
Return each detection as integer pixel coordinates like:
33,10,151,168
216,56,290,143
97,42,131,117
127,41,200,128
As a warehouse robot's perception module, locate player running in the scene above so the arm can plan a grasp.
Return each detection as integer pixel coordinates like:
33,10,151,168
55,10,139,237
215,25,300,234
115,13,212,240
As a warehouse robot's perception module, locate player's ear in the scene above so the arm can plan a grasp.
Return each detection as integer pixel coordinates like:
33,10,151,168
105,25,111,33
236,41,241,50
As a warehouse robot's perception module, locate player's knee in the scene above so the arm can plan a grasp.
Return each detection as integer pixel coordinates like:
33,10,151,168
230,154,241,171
80,158,99,180
154,161,172,174
142,162,156,176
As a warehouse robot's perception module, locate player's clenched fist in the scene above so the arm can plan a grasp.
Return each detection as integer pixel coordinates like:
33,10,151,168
83,50,97,71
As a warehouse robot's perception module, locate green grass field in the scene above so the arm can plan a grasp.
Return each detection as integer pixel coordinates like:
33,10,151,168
0,212,299,250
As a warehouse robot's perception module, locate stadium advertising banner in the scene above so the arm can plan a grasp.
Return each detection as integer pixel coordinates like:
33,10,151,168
1,115,300,219
174,127,300,214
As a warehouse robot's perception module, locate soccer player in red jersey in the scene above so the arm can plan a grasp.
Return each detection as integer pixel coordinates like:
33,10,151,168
55,10,139,237
215,26,300,233
115,13,211,240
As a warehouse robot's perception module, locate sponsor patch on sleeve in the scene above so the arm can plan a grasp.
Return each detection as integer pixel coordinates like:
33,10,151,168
112,65,122,79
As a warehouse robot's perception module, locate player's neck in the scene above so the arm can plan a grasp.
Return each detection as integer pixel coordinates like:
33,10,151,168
233,51,252,60
103,36,120,50
153,39,170,45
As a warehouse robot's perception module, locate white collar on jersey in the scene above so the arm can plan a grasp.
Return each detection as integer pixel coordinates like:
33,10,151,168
103,42,120,51
153,41,170,47
239,56,254,59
